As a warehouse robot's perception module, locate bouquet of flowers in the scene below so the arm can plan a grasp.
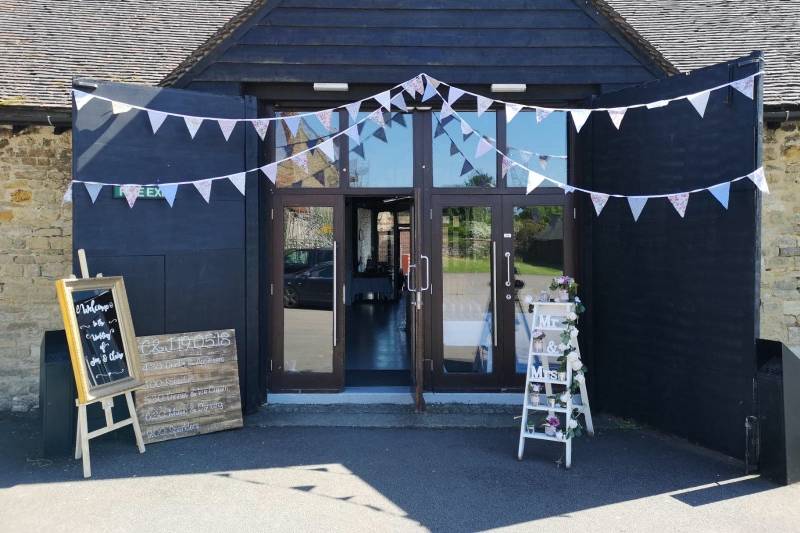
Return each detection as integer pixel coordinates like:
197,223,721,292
550,275,578,300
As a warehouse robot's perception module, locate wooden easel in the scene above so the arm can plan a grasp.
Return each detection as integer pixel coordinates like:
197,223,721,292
73,249,145,478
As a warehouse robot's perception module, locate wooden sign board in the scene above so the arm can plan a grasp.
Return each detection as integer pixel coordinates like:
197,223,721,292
56,276,143,404
133,329,243,444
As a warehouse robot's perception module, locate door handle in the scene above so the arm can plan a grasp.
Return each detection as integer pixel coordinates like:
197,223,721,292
492,241,498,348
420,255,430,292
333,240,337,348
504,251,511,287
407,264,417,292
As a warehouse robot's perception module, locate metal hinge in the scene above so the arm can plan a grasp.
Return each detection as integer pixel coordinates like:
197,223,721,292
574,207,577,220
430,208,433,220
270,283,273,296
270,360,273,372
270,208,274,220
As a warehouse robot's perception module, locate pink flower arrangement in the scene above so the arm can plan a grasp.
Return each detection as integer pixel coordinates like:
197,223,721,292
545,415,560,428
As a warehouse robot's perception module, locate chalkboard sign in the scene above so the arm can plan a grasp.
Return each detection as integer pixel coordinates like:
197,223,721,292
56,276,142,403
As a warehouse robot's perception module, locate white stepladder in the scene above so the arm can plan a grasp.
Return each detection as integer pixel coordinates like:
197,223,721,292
517,301,593,468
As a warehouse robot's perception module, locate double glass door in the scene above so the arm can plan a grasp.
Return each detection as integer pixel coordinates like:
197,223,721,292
429,195,569,390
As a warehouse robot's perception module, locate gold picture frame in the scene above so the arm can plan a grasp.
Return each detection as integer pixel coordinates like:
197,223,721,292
56,276,143,404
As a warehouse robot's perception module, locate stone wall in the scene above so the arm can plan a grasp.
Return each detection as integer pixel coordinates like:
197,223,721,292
0,125,72,411
761,120,800,354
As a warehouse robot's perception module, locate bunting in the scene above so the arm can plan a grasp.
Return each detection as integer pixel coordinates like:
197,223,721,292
184,116,203,139
252,119,270,141
160,184,178,207
147,110,167,134
506,103,523,123
121,185,141,208
591,193,609,216
667,193,689,217
627,197,648,221
218,119,237,141
228,173,247,196
85,183,103,204
194,179,213,203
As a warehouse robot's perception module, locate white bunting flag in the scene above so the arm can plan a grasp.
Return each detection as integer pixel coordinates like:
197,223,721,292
570,109,591,133
111,101,133,115
194,179,213,203
440,102,454,120
260,163,277,184
159,184,178,207
218,119,237,141
345,100,362,121
62,183,73,205
476,95,493,116
184,116,204,138
475,137,493,158
375,90,391,111
73,90,94,111
667,193,690,217
422,81,437,102
316,138,335,161
536,108,553,124
708,182,730,209
687,91,711,118
84,182,103,204
562,184,576,194
538,155,549,170
228,172,247,196
608,108,626,129
748,167,768,193
460,118,473,138
252,119,270,140
294,152,309,173
391,92,408,112
646,100,670,109
501,156,513,178
426,75,440,88
369,109,386,127
590,192,609,216
120,184,141,208
506,103,523,123
627,197,647,221
283,115,301,137
411,75,424,95
147,110,168,134
447,87,465,106
731,76,754,99
316,109,333,132
402,79,417,97
344,125,360,144
526,170,545,194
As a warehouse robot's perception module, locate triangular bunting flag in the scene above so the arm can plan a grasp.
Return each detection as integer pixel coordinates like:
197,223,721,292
422,81,438,102
352,143,365,159
440,102,454,119
447,87,465,106
390,92,408,112
460,118,473,139
228,172,247,196
475,137,493,158
344,125,360,144
392,112,407,127
373,127,388,143
441,115,455,127
731,76,754,99
748,167,768,193
476,95,493,116
184,116,204,139
147,110,168,134
460,159,474,176
283,115,301,137
425,75,440,88
434,122,446,138
345,100,362,121
411,75,425,95
194,179,213,203
526,170,545,194
501,156,513,178
73,90,94,111
62,183,73,205
627,197,647,221
687,91,711,118
667,193,690,217
519,150,533,163
646,100,670,109
294,152,309,173
562,184,575,194
607,108,626,129
369,109,386,127
111,101,132,114
506,103,523,123
536,108,553,124
590,193,609,216
84,182,103,204
570,109,591,133
316,109,333,132
252,119,270,140
218,119,237,141
708,182,730,209
260,163,277,184
449,141,459,156
159,184,178,207
313,171,325,186
538,155,549,170
375,90,391,111
120,185,141,208
316,138,335,160
402,79,417,97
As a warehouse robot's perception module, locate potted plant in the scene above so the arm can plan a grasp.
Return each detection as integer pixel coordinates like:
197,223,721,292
550,275,578,302
532,330,545,352
543,415,560,436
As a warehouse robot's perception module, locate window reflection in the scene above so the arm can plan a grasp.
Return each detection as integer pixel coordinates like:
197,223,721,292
350,111,413,187
433,112,496,187
506,111,567,188
276,111,341,188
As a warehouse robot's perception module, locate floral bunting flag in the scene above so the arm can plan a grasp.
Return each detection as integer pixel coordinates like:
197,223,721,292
252,119,270,140
748,167,768,193
526,170,545,194
475,137,493,158
147,110,168,134
501,156,513,178
460,159,474,176
218,119,237,141
184,116,204,138
120,184,141,208
194,179,213,203
440,102,454,119
607,108,626,129
536,108,553,124
159,184,178,207
84,182,103,204
369,109,386,127
344,125,360,144
422,80,437,102
73,90,94,111
260,163,277,184
294,152,309,173
228,172,247,196
687,91,711,118
283,115,301,137
476,95,492,116
410,75,424,95
590,192,609,216
111,101,133,114
345,100,362,121
538,155,549,170
667,192,690,217
708,182,730,209
390,92,408,112
570,109,591,133
627,196,647,221
506,103,523,123
731,76,754,99
447,87,465,106
402,79,417,97
316,138,335,160
460,118,473,139
375,90,391,111
449,141,459,156
62,183,73,205
315,109,333,132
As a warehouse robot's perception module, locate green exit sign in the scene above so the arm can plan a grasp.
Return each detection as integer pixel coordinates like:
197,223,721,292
112,186,164,199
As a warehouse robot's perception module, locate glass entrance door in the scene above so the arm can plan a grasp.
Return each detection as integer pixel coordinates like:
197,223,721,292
271,195,345,391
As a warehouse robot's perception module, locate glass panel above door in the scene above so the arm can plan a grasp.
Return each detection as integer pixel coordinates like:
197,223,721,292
506,111,567,188
276,111,341,188
433,112,497,188
349,111,413,187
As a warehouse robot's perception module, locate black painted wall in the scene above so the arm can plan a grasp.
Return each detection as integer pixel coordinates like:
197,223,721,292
575,54,762,458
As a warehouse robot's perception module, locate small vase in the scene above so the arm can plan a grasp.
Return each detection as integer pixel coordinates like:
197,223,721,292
532,384,541,393
548,398,556,407
558,289,569,302
533,340,544,353
558,371,567,382
556,430,564,440
545,425,556,436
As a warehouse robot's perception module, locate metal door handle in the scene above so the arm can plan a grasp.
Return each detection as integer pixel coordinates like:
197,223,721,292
420,255,430,292
492,242,498,347
407,264,417,292
504,251,511,287
333,240,337,347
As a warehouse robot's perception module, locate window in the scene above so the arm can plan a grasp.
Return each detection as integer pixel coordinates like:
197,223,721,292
349,111,413,187
433,112,497,188
276,111,341,188
506,111,567,188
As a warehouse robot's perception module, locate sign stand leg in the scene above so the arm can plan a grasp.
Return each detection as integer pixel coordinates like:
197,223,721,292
75,403,91,478
125,391,145,453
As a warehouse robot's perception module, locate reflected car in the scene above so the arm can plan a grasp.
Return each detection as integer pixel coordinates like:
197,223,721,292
284,248,333,274
284,261,333,309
